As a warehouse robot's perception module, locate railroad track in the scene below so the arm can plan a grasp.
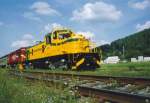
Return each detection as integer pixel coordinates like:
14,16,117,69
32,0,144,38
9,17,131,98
9,70,150,103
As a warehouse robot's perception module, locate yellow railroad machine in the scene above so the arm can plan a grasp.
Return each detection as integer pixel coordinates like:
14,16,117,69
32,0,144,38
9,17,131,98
27,28,101,70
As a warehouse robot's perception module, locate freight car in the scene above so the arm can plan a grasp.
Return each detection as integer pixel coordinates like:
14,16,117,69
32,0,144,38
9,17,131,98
0,55,8,68
8,47,27,69
26,28,101,70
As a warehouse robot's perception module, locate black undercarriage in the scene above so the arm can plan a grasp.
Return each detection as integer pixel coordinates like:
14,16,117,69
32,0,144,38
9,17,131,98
25,53,100,70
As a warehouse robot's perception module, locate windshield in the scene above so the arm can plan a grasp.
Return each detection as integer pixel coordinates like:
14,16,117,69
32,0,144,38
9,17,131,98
58,33,71,39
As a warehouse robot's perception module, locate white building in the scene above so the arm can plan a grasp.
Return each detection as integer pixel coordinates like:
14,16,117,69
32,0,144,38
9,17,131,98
144,57,150,62
131,56,150,62
131,58,137,62
104,56,120,64
138,56,144,62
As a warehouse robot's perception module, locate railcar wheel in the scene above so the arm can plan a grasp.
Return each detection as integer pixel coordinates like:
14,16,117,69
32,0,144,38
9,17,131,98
48,63,56,70
29,63,34,69
62,64,68,70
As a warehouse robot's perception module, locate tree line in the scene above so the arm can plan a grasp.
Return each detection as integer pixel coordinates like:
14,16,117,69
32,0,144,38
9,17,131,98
98,28,150,60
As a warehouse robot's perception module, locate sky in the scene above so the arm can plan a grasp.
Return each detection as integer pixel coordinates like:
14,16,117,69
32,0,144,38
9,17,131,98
0,0,150,57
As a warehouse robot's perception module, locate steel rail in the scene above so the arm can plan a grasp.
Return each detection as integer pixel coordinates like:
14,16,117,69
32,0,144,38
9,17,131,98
11,70,150,85
77,86,150,103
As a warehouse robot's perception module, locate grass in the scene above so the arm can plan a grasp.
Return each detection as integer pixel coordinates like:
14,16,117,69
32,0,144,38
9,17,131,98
91,62,150,77
0,69,97,103
24,62,150,78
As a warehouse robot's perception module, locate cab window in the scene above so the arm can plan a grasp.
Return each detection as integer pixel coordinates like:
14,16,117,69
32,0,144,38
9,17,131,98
58,34,64,39
64,33,71,38
58,33,71,39
53,31,57,39
46,35,51,44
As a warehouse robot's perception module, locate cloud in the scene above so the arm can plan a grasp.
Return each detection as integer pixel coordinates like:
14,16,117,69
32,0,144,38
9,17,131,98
76,31,109,46
51,23,63,28
77,31,94,39
129,0,150,10
0,22,3,26
71,1,122,22
136,21,150,31
23,2,60,21
11,40,32,48
77,31,110,46
43,23,63,33
11,34,34,48
23,12,41,21
30,1,60,16
23,34,34,40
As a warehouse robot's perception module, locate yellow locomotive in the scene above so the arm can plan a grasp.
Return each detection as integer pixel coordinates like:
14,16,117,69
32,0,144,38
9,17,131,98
27,27,101,70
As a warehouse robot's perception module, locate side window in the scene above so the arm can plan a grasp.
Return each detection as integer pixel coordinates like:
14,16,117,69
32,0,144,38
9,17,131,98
42,45,45,53
32,49,33,55
53,31,57,39
64,33,71,38
46,36,51,44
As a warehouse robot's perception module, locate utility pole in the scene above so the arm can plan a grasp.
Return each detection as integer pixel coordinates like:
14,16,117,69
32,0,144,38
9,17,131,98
123,45,125,60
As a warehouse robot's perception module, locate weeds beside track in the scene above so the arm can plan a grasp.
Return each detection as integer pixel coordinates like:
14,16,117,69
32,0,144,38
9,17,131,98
9,69,150,103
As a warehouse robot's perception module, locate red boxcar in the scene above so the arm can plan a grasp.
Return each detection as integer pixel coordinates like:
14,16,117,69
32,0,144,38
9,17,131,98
8,48,26,66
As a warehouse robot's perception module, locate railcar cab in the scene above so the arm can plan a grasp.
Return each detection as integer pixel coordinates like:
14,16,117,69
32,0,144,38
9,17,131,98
45,28,74,45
